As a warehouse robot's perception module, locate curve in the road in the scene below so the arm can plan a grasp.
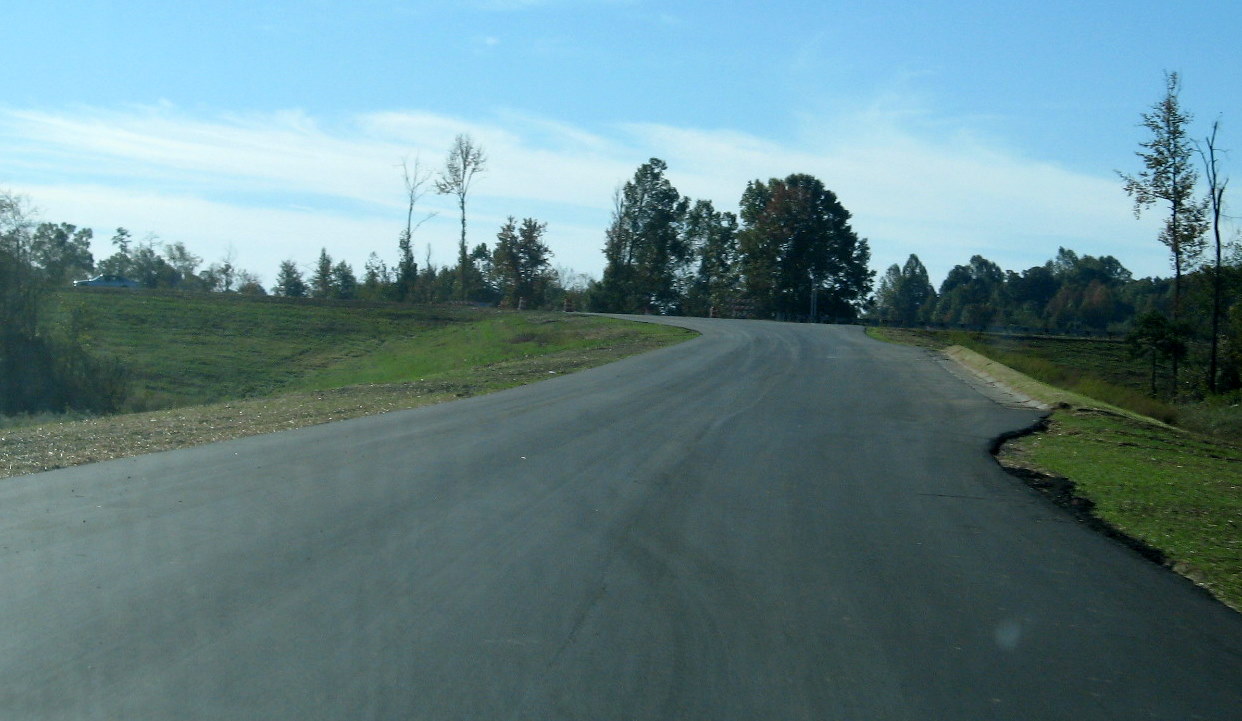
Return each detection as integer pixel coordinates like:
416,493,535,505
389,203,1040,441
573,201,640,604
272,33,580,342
2,318,1239,720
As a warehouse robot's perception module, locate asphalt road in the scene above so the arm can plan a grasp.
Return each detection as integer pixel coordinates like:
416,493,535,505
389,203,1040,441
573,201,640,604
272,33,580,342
2,318,1240,720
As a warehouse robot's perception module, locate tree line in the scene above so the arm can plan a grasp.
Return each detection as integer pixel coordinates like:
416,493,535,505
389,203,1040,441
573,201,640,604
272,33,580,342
268,134,574,310
875,248,1148,331
5,87,1237,414
588,158,875,320
3,133,578,309
267,215,562,309
872,248,1242,392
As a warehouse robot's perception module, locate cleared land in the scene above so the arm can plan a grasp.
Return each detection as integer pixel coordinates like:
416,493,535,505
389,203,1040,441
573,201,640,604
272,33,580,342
2,291,694,478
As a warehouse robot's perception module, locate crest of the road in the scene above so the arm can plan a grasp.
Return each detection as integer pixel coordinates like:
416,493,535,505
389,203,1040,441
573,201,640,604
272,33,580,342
2,319,1240,719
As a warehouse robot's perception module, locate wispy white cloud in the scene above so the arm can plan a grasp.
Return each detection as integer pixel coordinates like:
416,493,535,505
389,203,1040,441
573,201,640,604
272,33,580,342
6,106,407,206
0,102,1171,290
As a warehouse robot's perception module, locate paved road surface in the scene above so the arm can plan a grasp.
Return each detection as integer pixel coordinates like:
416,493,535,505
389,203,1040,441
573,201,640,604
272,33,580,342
2,319,1240,719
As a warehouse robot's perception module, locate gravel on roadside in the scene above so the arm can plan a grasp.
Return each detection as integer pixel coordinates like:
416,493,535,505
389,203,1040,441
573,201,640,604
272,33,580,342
1,340,673,480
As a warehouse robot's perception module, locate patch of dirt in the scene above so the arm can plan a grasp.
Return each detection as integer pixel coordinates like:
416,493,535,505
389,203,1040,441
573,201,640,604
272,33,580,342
0,382,459,479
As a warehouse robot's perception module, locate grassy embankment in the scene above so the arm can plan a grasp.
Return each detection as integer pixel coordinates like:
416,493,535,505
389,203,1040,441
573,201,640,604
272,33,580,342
868,327,1241,611
0,290,694,477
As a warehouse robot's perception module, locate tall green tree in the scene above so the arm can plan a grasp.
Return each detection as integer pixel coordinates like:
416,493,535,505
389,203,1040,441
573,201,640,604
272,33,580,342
395,234,417,302
0,193,127,414
394,156,434,302
236,270,267,296
435,134,487,301
129,239,181,288
1128,311,1190,397
1040,248,1134,330
492,217,553,309
1004,265,1058,327
0,192,39,341
598,158,690,313
738,174,872,320
96,228,134,278
201,247,237,292
464,242,495,302
162,241,204,289
874,264,903,322
30,222,94,285
311,248,334,299
683,199,740,317
362,252,392,301
331,260,358,300
935,255,1005,328
875,254,935,325
898,254,936,324
1119,72,1209,391
273,260,308,297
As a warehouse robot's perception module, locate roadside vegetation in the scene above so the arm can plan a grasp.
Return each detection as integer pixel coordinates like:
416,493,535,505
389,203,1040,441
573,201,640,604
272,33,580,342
49,289,597,411
870,326,1241,611
0,289,694,478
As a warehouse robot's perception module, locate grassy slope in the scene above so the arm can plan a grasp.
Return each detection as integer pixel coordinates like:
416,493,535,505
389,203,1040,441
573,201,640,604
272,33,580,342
53,289,464,409
869,327,1242,611
294,313,646,391
3,292,694,478
972,332,1242,440
53,290,695,411
980,335,1152,393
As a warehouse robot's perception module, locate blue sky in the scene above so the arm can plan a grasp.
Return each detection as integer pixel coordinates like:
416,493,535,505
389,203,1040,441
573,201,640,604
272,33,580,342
2,0,1239,287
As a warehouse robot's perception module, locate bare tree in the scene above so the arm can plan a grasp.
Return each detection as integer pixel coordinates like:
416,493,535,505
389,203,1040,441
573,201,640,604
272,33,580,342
1197,119,1229,393
400,155,437,243
435,134,487,300
397,156,436,301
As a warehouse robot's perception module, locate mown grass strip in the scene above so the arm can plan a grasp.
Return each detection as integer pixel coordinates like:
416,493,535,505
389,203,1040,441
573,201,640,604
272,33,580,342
1008,410,1241,610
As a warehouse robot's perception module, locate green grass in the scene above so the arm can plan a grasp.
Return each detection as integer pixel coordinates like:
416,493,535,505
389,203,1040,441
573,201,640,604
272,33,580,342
868,328,1181,425
2,296,694,476
1180,395,1242,440
53,289,449,409
49,289,692,413
1013,410,1242,609
293,313,642,391
950,334,1179,424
